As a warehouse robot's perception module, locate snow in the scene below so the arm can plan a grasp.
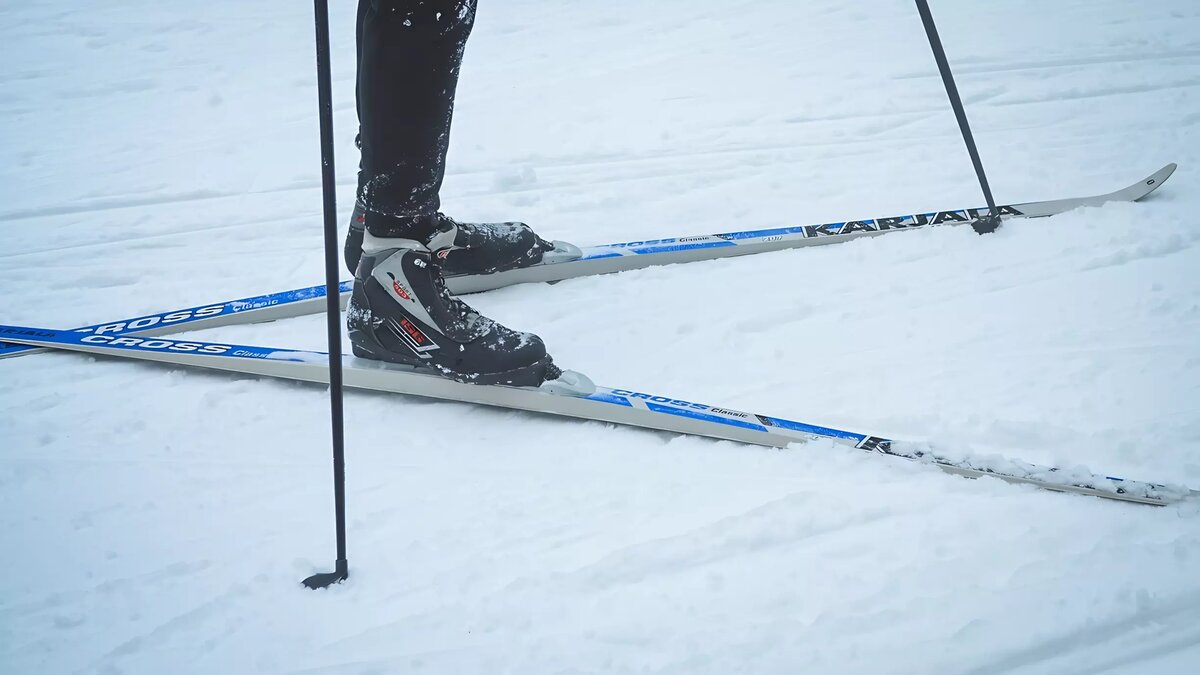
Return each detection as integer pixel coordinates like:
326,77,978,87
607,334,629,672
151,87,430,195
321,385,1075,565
2,0,1199,672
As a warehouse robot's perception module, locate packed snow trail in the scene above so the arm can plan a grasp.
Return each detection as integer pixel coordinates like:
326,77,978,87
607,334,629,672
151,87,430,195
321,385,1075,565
2,0,1199,673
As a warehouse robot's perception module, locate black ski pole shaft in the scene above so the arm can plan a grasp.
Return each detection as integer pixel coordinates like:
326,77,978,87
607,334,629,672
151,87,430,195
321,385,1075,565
303,0,349,590
913,0,1001,234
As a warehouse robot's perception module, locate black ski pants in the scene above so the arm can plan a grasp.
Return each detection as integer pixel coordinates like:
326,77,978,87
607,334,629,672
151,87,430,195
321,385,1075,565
356,0,476,238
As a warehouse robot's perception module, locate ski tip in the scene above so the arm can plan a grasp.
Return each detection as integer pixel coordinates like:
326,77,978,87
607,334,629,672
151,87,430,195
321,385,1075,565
539,369,596,397
1134,163,1178,201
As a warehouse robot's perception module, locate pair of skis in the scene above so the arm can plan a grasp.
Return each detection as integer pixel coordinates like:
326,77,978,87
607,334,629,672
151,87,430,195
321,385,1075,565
3,163,1193,506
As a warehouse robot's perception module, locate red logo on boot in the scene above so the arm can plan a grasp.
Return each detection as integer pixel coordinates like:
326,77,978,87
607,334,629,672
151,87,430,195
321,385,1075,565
392,280,412,301
399,318,428,345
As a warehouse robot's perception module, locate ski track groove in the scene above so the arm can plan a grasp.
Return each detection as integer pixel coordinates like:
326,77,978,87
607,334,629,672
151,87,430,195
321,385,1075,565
0,560,213,620
567,494,908,590
0,213,314,260
92,582,247,673
895,50,1200,78
10,102,1160,240
961,590,1200,675
992,78,1200,108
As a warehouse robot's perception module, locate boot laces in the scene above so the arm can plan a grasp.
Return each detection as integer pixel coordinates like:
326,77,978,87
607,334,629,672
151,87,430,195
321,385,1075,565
429,258,493,336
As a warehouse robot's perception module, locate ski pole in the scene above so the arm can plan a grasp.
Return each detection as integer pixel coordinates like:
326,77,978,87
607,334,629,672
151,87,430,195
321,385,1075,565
914,0,1001,234
303,0,349,590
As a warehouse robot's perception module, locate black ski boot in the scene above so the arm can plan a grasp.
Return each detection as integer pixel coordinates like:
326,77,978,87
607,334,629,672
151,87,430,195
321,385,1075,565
347,229,561,387
344,202,571,277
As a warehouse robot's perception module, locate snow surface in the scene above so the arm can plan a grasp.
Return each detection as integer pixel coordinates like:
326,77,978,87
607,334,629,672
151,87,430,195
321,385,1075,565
2,0,1200,672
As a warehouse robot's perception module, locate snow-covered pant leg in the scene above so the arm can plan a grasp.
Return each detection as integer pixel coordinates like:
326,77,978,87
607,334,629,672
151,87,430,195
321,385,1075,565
355,0,477,239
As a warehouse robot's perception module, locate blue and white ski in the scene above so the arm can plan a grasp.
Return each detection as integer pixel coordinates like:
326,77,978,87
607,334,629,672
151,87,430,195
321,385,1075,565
0,164,1176,361
1,323,1193,507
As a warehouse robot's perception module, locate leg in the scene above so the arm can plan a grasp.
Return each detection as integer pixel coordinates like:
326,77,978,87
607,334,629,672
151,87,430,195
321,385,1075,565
347,1,566,386
356,0,476,239
346,0,570,277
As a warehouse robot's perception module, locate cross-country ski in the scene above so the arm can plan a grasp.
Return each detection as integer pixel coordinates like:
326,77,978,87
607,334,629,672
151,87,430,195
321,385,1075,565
0,162,1176,361
6,323,1193,507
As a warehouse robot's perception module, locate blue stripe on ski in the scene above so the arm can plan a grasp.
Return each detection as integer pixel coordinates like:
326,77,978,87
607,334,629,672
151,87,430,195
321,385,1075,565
758,415,867,443
576,241,734,260
578,251,626,261
578,240,737,262
228,280,351,312
585,391,634,407
0,281,350,358
627,241,735,255
0,325,317,363
714,225,812,239
645,402,769,432
583,238,736,255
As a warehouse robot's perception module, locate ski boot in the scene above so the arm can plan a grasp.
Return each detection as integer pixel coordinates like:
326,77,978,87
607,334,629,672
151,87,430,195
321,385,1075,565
347,224,582,390
344,202,580,277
